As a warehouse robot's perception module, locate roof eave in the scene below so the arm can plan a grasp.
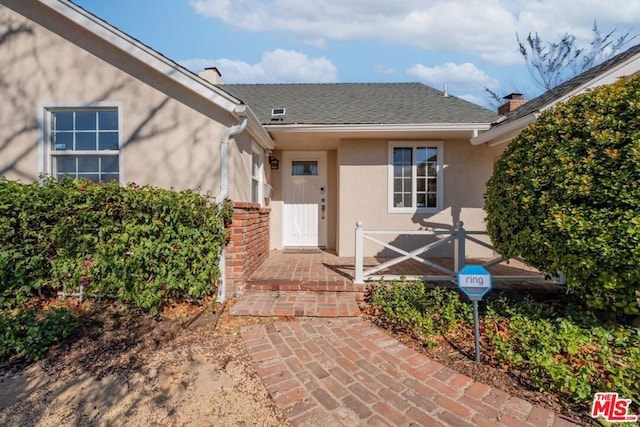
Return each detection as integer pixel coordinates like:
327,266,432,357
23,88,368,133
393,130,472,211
265,123,492,133
470,114,538,146
41,0,243,114
242,107,275,150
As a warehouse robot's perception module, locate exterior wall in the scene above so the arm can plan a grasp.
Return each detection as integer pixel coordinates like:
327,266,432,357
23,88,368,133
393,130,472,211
225,202,270,296
0,4,249,198
268,150,284,249
326,150,338,250
338,138,495,257
227,133,255,202
489,142,508,166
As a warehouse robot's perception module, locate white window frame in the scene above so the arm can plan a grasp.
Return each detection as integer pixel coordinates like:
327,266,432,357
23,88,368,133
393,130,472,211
387,141,444,214
251,143,264,206
39,102,124,185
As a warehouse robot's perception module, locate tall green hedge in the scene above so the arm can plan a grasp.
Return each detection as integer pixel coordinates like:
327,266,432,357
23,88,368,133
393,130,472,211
0,177,232,314
485,76,640,318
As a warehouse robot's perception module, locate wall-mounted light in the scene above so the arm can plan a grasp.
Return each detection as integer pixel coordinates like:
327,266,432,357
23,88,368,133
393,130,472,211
269,154,280,170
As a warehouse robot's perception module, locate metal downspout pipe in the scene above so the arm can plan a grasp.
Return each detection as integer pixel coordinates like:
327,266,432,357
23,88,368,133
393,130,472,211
216,116,248,303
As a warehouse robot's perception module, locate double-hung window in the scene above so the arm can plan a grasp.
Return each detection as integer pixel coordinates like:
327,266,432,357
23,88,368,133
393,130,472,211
44,104,122,183
251,146,264,205
388,141,443,213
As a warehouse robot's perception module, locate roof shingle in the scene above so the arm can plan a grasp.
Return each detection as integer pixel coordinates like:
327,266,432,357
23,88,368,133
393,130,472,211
218,83,497,125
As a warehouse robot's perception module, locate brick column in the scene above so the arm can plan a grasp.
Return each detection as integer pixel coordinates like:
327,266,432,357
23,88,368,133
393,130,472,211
225,201,270,297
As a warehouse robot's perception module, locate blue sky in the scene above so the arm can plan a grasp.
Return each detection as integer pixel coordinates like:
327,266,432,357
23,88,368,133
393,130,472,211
72,0,639,108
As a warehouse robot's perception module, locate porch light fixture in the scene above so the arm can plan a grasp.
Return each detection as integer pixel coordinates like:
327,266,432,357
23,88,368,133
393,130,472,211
269,154,280,170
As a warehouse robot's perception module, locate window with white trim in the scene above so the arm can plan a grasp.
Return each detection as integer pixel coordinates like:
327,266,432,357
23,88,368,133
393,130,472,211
251,147,264,204
388,141,443,213
44,106,121,183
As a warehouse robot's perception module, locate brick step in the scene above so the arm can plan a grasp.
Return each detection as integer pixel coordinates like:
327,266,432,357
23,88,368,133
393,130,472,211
230,290,362,318
245,279,367,294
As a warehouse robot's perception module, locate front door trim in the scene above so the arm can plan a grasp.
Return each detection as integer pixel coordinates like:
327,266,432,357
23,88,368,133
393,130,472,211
282,151,327,247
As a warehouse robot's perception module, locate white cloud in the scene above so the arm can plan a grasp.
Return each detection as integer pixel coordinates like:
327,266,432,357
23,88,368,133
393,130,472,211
407,62,499,92
189,0,640,65
179,49,338,83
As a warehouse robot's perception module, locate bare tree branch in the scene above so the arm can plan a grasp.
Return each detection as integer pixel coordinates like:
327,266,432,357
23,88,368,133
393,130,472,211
517,21,637,91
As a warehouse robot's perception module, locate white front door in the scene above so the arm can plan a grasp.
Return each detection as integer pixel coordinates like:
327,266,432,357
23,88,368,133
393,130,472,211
283,151,327,247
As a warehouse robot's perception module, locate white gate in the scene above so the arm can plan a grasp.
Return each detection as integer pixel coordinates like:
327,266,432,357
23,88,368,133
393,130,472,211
354,221,565,285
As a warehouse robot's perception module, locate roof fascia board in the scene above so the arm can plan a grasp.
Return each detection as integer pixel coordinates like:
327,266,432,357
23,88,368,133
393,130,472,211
40,0,242,114
548,56,640,106
471,114,537,145
245,109,275,150
266,123,492,133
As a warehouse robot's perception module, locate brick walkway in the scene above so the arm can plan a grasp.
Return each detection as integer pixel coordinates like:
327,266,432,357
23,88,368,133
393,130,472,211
246,250,364,293
241,318,579,427
230,291,361,317
234,250,365,317
245,250,553,293
234,250,556,318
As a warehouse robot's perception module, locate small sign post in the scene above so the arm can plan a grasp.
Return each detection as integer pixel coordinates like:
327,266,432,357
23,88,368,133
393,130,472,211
457,265,492,362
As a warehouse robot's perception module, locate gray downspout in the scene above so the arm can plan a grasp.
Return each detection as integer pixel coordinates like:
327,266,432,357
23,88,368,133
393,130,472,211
216,116,248,303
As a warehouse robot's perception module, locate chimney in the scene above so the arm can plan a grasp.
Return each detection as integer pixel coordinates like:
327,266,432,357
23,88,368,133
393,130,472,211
199,66,224,84
498,93,527,115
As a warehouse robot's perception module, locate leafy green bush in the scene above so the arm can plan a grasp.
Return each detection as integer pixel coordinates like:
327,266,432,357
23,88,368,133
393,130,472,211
485,76,640,317
485,297,640,404
366,281,640,408
368,282,472,344
0,307,79,361
0,177,231,314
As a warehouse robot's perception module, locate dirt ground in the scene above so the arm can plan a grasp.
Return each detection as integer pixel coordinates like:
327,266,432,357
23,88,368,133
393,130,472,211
0,300,289,427
0,297,600,426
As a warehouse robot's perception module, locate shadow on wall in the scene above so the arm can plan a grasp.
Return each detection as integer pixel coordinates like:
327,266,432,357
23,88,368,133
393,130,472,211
0,13,229,193
0,18,38,180
376,150,486,260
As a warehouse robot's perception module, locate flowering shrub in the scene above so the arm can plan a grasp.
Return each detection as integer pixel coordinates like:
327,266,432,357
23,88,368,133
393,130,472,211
0,177,232,314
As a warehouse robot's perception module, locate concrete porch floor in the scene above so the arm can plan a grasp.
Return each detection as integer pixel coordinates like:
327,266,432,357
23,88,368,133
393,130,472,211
229,250,554,318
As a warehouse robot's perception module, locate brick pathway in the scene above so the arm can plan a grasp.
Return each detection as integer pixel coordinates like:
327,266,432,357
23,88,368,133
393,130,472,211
230,291,361,317
246,250,364,293
241,318,580,427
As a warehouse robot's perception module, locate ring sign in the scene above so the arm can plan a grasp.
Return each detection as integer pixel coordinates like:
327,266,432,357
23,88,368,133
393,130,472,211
457,265,492,301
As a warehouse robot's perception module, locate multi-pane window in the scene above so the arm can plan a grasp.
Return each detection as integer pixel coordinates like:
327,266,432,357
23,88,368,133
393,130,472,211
415,147,438,208
292,161,318,176
392,148,413,207
251,150,263,204
48,108,120,183
389,142,442,212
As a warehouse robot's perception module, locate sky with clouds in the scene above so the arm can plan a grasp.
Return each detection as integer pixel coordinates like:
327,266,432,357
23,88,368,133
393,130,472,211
73,0,639,108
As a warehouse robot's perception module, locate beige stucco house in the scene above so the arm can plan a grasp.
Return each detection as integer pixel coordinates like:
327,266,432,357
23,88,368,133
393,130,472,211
218,83,498,258
0,0,277,298
5,0,559,294
0,0,273,198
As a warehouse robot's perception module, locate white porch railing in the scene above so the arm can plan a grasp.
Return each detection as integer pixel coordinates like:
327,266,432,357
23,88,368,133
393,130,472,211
354,221,565,285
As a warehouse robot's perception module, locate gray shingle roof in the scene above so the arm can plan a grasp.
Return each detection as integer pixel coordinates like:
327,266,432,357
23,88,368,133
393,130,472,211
494,43,640,128
218,83,497,125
